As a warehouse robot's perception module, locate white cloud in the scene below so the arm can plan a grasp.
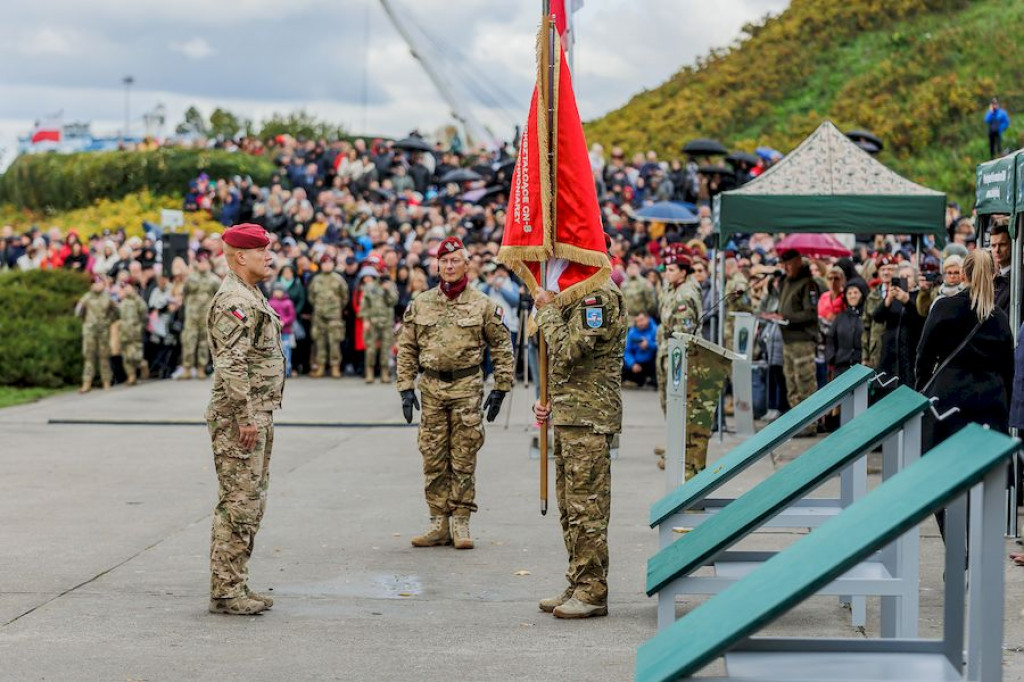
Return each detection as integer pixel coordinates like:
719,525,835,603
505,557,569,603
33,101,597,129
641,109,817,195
0,0,792,169
168,37,215,61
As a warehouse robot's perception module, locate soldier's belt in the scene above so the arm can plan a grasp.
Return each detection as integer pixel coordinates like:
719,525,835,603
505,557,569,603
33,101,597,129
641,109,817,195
420,364,483,382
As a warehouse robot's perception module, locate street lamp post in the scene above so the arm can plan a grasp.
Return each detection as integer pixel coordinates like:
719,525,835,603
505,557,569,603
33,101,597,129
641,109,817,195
123,75,135,140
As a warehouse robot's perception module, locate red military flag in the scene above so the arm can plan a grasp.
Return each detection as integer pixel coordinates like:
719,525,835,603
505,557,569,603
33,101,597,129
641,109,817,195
498,14,608,308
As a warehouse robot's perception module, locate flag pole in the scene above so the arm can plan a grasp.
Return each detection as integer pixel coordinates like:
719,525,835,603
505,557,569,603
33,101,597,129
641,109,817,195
538,0,556,517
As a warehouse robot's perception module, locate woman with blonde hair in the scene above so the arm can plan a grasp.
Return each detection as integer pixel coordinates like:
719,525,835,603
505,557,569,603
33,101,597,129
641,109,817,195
916,249,1013,448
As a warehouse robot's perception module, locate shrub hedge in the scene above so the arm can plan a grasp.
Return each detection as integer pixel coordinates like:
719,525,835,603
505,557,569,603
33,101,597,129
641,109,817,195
0,148,277,211
0,269,91,387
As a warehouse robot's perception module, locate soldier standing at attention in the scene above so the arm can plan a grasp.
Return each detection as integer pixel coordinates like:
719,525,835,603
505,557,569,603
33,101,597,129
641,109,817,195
359,264,399,383
308,254,349,378
206,224,285,616
653,245,702,470
396,236,513,550
117,281,149,385
765,249,819,437
75,275,117,393
620,260,657,325
532,276,627,619
180,252,221,380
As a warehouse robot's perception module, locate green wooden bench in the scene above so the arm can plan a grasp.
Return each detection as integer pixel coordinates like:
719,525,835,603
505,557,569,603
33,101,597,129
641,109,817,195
648,386,929,634
652,363,875,544
636,423,1017,682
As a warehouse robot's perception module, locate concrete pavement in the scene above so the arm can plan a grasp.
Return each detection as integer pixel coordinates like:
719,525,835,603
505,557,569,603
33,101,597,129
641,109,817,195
2,378,1024,680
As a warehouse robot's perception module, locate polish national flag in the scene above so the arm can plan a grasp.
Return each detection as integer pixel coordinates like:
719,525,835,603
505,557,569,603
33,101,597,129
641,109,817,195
30,114,62,145
551,0,583,49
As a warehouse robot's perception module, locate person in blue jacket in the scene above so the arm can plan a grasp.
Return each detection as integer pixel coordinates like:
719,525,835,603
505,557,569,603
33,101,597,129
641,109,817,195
986,97,1011,158
623,311,658,387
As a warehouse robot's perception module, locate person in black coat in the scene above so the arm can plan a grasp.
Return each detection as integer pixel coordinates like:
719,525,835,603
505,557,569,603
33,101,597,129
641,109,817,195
915,251,1013,452
825,283,864,375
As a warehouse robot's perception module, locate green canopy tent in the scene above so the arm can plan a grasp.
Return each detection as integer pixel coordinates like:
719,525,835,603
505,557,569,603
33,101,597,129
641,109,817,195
713,121,947,238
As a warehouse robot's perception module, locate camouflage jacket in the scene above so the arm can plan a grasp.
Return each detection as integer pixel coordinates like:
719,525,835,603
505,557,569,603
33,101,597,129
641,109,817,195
75,290,117,331
656,279,702,351
536,282,626,434
359,279,398,324
620,275,657,320
308,271,349,318
862,285,885,368
206,271,285,425
725,272,753,314
183,271,222,321
397,286,513,399
118,293,149,342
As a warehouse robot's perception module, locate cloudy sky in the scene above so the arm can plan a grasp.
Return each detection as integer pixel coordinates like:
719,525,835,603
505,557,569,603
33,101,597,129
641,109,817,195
0,0,787,168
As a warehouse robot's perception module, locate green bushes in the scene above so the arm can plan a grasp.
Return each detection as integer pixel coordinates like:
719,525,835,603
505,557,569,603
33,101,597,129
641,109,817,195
0,269,91,387
0,148,277,211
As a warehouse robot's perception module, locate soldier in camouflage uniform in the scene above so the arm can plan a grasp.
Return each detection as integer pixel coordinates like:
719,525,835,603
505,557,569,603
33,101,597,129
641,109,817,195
532,278,626,619
307,255,349,378
118,282,149,385
768,249,820,437
723,257,752,350
75,276,117,392
862,254,898,370
180,253,222,379
620,261,657,325
654,246,703,468
359,266,399,383
205,224,285,616
397,236,513,551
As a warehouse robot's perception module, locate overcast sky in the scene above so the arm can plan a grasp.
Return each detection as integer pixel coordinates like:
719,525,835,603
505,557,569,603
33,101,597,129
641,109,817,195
0,0,788,169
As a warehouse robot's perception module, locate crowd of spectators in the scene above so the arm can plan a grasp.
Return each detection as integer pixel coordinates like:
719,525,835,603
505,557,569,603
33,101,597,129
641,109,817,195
0,133,1019,455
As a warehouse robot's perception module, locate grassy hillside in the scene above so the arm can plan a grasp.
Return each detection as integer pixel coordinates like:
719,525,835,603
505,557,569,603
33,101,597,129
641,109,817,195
585,0,1023,208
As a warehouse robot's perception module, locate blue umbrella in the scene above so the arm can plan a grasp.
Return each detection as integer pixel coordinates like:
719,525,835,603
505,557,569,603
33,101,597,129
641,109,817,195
635,202,699,225
755,147,783,162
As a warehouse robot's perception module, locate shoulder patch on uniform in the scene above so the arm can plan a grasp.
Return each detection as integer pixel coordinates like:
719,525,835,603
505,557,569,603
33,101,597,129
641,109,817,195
583,294,604,306
494,305,503,320
582,306,605,329
677,304,688,312
228,306,247,322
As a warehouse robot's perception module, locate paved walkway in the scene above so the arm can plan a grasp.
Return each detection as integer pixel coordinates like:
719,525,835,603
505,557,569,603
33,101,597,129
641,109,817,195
1,379,1024,680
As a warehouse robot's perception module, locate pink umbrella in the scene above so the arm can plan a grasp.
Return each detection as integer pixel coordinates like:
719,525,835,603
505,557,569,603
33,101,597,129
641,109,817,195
775,233,851,258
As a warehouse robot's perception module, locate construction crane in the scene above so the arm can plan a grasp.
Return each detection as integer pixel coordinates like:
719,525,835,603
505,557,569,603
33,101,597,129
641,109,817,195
378,0,499,148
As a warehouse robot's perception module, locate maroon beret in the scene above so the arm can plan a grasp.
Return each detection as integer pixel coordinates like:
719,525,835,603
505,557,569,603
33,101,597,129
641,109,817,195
320,254,334,265
438,236,465,255
222,223,270,249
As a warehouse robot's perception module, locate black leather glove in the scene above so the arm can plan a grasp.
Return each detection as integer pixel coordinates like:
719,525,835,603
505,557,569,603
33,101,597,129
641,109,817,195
401,389,420,424
482,389,507,422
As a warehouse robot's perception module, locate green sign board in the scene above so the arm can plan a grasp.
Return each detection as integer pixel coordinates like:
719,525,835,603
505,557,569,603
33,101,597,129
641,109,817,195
975,156,1016,216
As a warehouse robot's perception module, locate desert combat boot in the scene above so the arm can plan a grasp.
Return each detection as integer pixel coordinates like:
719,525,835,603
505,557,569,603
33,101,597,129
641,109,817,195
411,515,452,547
244,586,274,609
450,515,474,550
539,586,574,613
553,597,608,619
208,595,267,615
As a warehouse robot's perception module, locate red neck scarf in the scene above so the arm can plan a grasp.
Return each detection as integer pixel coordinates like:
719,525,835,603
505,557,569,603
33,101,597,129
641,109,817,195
440,275,468,300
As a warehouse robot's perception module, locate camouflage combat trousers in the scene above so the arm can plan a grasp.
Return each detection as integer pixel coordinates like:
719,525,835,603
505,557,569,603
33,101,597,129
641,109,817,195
363,321,393,372
782,340,816,409
684,345,728,480
82,325,112,384
418,392,484,517
312,312,344,368
656,347,668,415
554,426,612,606
181,315,209,370
208,410,274,599
121,337,144,372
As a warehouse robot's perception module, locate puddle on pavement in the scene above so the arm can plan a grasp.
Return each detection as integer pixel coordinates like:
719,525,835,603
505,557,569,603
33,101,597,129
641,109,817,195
279,573,423,600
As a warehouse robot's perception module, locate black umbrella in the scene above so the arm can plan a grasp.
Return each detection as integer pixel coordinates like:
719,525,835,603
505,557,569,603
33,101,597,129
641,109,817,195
725,151,761,167
393,137,434,153
854,140,881,155
492,158,516,185
682,138,728,156
846,129,884,152
461,186,506,206
440,168,484,184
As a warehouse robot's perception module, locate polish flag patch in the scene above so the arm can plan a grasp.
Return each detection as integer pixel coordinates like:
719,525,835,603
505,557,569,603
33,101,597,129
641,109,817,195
230,307,247,322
